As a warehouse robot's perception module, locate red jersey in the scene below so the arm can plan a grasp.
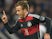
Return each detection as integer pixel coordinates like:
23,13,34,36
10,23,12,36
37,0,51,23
4,14,45,36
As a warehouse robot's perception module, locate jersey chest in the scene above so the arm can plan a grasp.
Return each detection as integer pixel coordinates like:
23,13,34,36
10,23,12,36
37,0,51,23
18,16,35,28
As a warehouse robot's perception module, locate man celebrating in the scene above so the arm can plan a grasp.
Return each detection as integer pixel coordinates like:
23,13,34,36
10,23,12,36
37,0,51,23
1,1,45,39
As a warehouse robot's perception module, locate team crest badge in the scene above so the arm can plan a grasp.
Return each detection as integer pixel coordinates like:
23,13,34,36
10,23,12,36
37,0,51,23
21,24,23,27
27,21,32,27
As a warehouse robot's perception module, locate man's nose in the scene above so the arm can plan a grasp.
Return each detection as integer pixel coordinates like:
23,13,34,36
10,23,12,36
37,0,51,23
16,12,18,15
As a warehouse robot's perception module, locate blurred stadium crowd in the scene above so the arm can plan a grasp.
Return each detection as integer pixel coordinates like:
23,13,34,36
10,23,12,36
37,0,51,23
0,0,52,39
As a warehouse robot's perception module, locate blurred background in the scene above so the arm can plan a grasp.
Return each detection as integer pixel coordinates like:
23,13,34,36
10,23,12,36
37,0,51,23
0,0,52,39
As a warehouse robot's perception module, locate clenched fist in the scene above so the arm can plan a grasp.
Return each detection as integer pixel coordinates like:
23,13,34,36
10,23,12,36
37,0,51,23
1,10,8,24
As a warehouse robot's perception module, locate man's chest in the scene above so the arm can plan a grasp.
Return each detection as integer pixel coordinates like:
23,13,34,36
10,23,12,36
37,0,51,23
19,21,33,28
16,16,39,36
18,16,39,28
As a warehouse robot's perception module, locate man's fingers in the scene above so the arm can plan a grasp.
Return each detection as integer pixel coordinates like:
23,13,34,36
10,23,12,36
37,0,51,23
1,10,8,24
3,10,6,15
2,16,6,20
1,15,8,24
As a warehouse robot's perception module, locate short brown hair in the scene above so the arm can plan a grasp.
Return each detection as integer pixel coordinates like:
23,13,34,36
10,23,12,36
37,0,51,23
15,1,29,11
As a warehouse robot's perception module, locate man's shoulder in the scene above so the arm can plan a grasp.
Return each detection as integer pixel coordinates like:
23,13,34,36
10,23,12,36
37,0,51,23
28,14,45,21
28,14,40,19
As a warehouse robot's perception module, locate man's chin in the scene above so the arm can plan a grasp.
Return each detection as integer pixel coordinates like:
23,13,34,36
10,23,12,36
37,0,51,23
19,16,24,19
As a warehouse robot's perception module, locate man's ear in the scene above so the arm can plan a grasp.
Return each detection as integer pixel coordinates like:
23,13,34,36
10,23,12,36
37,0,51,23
24,9,27,13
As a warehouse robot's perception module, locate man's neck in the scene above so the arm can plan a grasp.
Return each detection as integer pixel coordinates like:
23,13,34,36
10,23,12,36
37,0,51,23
24,12,28,18
18,12,28,19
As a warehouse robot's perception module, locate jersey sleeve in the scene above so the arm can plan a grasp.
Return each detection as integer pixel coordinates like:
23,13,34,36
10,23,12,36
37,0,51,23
12,21,20,32
4,23,14,34
28,14,46,23
4,21,20,34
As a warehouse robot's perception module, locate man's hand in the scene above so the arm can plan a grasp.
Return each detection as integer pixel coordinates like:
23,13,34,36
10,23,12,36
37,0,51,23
1,10,8,24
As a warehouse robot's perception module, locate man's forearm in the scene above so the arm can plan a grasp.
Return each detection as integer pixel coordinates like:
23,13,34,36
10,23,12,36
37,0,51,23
4,23,13,34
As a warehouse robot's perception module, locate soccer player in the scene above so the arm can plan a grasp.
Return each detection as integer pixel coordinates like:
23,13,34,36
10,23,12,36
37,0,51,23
1,1,45,39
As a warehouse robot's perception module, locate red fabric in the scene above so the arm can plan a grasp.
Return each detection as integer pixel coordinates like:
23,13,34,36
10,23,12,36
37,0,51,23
18,16,39,36
18,16,33,22
21,24,39,36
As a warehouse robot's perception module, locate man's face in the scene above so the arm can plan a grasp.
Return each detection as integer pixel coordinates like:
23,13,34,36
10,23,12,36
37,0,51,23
29,6,35,13
16,6,25,18
44,33,50,39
